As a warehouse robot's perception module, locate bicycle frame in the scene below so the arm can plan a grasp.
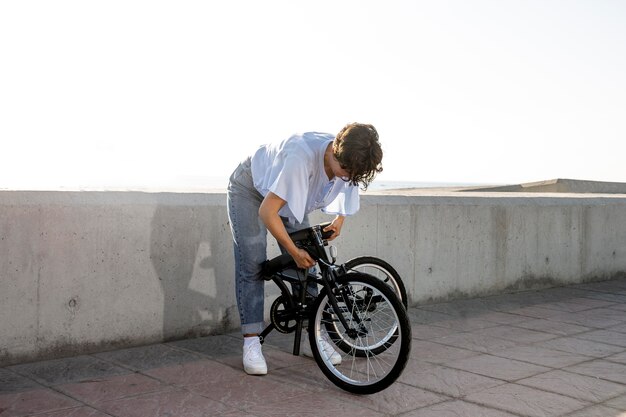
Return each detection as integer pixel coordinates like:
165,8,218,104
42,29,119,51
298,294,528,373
258,224,358,356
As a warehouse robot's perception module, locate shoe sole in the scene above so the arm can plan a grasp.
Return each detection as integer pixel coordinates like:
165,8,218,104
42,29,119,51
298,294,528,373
244,366,267,375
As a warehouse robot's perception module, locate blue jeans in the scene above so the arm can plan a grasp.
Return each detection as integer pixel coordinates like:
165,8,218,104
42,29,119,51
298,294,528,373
227,158,313,335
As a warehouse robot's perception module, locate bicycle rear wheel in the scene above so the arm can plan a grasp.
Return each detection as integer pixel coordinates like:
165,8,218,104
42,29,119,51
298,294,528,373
329,257,407,357
308,272,411,394
345,256,407,308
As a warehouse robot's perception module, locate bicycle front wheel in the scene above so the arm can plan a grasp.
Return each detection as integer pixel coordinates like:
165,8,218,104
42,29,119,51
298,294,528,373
308,272,411,395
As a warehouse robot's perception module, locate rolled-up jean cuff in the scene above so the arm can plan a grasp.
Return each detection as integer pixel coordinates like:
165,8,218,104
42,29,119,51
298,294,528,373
242,321,265,335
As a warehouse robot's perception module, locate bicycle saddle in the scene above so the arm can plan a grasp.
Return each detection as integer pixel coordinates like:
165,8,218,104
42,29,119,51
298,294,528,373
261,222,334,276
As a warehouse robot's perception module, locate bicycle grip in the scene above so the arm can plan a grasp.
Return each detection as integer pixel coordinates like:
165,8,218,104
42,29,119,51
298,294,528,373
319,222,334,240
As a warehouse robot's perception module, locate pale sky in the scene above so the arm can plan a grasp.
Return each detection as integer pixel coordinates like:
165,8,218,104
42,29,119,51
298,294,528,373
1,0,625,190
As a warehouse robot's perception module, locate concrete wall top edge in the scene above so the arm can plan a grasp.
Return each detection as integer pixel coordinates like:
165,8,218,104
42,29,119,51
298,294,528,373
2,190,625,208
361,193,626,207
0,190,227,207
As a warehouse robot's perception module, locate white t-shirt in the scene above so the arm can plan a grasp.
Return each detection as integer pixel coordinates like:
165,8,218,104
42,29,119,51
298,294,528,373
250,132,360,224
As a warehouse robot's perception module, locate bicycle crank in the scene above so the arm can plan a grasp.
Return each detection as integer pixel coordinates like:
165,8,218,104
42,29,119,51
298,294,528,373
270,295,298,333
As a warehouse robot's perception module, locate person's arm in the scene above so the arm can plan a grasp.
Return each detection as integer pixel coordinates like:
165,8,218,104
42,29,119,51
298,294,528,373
259,192,316,269
322,215,345,241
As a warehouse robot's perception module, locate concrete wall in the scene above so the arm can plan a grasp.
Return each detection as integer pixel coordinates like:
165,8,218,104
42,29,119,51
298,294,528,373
1,190,626,366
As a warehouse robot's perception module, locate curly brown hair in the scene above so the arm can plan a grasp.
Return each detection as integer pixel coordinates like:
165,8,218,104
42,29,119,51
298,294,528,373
333,123,383,190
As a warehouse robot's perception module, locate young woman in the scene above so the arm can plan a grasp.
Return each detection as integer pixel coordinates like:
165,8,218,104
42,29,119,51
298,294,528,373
227,122,383,375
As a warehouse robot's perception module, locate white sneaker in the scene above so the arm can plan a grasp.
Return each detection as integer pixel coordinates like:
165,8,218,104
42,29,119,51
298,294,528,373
302,337,342,365
243,337,267,375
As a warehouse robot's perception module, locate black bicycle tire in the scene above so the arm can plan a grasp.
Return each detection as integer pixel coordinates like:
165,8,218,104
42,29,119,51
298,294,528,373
308,272,411,395
344,256,408,308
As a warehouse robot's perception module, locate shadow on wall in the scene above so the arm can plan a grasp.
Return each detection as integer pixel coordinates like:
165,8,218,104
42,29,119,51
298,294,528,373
150,203,236,341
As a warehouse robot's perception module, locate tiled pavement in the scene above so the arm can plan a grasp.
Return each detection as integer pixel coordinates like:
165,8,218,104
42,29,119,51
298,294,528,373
2,279,626,417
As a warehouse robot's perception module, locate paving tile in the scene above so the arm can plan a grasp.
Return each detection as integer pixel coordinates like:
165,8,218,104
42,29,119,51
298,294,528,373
398,360,504,397
400,399,519,417
464,383,589,417
0,388,79,416
185,370,311,410
94,343,201,371
608,303,626,312
511,318,591,336
609,322,626,333
7,355,129,386
264,362,337,392
446,354,550,381
57,372,168,404
245,393,384,417
564,359,626,384
491,345,592,368
472,311,533,325
484,300,540,312
31,407,112,417
485,292,554,309
574,329,626,347
563,404,626,417
408,309,456,326
473,325,558,344
0,369,42,394
507,305,567,319
213,411,261,417
143,358,240,386
417,299,491,317
605,393,626,411
541,310,624,329
213,411,262,417
582,307,626,323
167,335,246,368
431,332,518,354
97,387,235,417
536,336,624,358
517,369,626,403
411,324,456,340
408,341,479,364
324,381,447,415
580,292,626,303
536,298,616,312
429,317,502,332
606,351,626,365
261,346,313,370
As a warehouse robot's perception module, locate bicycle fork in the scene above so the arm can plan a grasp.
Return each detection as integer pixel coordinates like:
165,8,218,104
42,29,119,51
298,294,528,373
321,266,368,339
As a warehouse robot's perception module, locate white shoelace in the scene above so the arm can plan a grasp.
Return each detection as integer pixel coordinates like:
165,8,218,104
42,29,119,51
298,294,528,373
244,342,264,362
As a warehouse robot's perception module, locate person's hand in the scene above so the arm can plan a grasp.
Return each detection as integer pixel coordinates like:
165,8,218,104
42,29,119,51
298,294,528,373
292,248,316,269
323,217,345,241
